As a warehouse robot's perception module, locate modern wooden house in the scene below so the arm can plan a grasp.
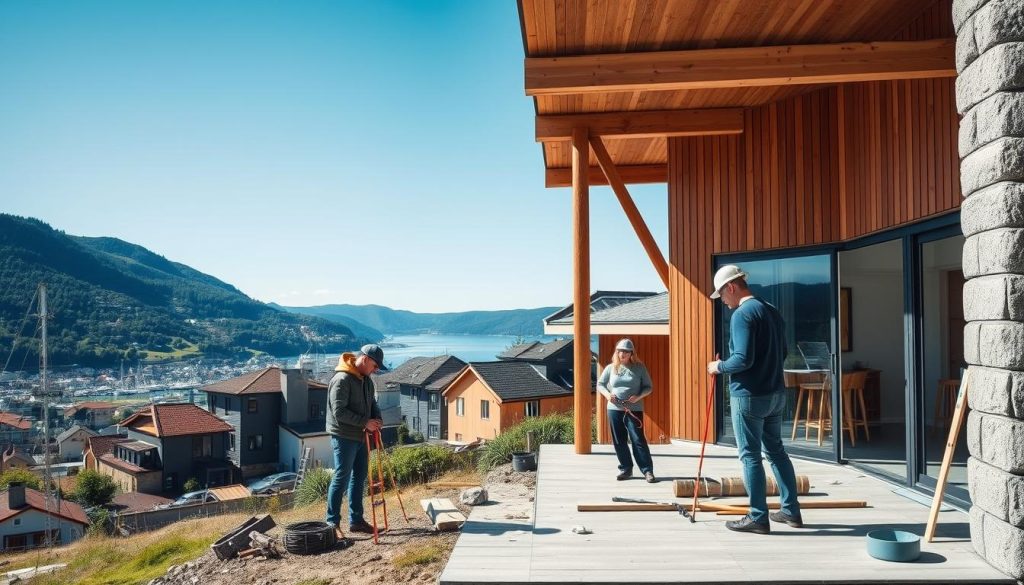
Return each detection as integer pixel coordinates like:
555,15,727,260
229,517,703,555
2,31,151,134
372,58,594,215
517,0,1024,576
443,361,573,444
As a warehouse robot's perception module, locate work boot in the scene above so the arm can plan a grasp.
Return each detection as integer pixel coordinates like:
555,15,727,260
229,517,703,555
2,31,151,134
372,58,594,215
725,516,770,534
616,471,633,481
769,510,803,528
332,525,346,540
349,519,375,534
644,472,657,483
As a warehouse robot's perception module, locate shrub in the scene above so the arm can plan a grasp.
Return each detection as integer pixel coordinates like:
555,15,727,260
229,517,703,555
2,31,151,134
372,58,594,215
371,444,470,487
409,431,424,444
396,423,410,445
86,507,111,537
295,467,333,506
72,470,117,507
182,477,200,493
0,469,41,491
477,411,577,472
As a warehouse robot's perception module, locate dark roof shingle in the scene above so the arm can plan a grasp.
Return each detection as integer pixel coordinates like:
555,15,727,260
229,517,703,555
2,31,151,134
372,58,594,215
465,362,573,402
201,367,282,395
499,339,573,361
374,355,467,390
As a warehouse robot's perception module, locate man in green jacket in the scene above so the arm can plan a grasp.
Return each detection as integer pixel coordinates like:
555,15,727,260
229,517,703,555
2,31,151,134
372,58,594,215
325,344,386,539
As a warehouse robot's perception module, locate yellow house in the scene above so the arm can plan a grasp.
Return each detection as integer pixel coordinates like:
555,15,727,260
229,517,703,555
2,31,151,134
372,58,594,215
443,362,574,444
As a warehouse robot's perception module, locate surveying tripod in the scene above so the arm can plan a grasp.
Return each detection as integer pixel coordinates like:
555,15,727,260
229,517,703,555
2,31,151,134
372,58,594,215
365,429,410,544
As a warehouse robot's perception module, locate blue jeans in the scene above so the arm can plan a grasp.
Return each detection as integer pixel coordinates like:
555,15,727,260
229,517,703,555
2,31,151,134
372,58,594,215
730,392,800,524
325,435,368,527
608,409,653,475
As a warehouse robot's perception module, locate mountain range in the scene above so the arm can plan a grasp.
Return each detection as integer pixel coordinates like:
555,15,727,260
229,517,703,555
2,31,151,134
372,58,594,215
270,303,559,336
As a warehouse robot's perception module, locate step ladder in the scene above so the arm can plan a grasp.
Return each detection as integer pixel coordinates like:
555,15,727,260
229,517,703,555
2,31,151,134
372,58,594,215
294,446,312,488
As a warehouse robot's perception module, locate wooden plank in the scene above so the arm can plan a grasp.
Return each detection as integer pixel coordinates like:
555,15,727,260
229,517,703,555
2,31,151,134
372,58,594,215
590,136,670,288
925,371,971,542
536,108,744,142
525,39,955,96
572,126,592,455
545,164,666,188
420,498,466,531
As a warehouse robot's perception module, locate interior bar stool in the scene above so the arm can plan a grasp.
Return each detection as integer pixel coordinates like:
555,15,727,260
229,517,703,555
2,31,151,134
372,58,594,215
934,378,961,435
842,370,871,443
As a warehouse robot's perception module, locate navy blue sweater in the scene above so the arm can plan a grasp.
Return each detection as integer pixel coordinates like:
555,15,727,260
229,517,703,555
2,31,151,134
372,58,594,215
719,297,788,397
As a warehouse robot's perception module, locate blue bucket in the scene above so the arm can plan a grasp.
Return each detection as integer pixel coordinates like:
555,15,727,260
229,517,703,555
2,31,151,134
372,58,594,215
866,529,921,562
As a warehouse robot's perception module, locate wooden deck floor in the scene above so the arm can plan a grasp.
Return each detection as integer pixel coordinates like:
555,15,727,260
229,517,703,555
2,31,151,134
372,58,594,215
440,443,1011,584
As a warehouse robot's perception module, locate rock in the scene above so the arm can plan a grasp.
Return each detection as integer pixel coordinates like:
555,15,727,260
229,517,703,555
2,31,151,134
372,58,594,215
460,487,488,505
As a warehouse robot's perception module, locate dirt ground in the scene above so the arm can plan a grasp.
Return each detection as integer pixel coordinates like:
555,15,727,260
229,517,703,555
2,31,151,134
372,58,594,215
149,465,537,585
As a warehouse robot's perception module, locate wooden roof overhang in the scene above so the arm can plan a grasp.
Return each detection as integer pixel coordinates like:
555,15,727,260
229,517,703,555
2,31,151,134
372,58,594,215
518,0,956,188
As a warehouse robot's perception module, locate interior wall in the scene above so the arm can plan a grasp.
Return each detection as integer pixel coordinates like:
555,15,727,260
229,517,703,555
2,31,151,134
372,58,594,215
921,235,965,428
839,239,906,423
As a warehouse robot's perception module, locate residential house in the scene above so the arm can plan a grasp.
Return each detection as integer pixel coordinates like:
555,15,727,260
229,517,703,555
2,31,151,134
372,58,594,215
498,338,577,389
83,433,129,471
545,292,671,444
1,446,35,473
443,361,573,444
201,367,332,476
0,484,87,551
378,355,466,441
0,413,34,449
115,404,234,494
55,425,98,462
64,401,118,430
99,440,163,494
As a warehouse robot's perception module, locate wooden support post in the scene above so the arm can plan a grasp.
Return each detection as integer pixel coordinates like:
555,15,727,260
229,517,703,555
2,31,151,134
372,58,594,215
925,370,971,542
590,136,670,289
572,126,592,455
595,360,608,444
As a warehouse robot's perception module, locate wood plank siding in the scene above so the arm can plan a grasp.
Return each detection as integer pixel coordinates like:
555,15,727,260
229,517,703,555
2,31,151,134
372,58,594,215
597,335,671,444
668,80,959,440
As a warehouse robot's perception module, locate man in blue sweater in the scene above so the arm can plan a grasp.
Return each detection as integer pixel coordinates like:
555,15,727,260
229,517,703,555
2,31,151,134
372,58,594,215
707,265,802,534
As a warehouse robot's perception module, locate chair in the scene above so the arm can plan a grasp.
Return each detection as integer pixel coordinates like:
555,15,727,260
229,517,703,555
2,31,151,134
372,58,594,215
933,379,961,434
790,371,825,441
841,371,871,443
800,374,860,447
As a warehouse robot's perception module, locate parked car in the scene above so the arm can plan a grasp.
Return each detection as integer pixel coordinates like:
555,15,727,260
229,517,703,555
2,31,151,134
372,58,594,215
246,472,298,495
156,490,219,509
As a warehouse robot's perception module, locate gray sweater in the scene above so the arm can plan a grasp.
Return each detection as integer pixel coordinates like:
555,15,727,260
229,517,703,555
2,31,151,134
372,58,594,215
598,363,653,412
326,362,382,442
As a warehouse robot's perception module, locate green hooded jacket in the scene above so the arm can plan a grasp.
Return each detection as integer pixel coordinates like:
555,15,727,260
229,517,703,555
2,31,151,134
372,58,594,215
326,352,382,441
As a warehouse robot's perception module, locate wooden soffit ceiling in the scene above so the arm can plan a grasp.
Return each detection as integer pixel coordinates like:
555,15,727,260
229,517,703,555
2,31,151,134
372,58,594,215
519,0,951,175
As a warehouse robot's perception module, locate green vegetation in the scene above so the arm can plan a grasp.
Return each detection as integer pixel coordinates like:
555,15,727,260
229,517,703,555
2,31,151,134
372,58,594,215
294,467,333,506
393,544,443,568
71,470,117,507
477,411,580,472
0,468,42,490
182,477,200,493
374,444,472,486
0,214,369,368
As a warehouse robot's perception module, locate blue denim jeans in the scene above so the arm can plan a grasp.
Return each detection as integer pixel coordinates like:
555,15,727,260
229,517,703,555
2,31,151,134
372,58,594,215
730,392,801,524
608,409,653,475
325,435,368,527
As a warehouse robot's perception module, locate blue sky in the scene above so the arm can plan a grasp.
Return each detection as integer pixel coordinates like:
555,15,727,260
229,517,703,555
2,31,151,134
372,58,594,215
0,1,668,312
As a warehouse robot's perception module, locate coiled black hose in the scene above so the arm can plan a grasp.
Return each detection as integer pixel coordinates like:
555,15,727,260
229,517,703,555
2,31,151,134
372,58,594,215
282,521,337,555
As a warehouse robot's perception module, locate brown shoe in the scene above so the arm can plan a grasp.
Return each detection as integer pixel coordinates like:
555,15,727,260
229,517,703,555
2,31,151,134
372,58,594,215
333,526,346,540
349,519,375,534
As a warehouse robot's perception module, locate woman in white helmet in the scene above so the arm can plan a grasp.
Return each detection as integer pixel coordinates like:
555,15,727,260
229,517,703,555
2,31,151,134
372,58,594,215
597,338,656,483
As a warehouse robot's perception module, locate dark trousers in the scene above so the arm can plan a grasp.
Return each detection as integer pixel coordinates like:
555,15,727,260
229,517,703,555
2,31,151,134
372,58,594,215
325,435,368,527
608,409,653,475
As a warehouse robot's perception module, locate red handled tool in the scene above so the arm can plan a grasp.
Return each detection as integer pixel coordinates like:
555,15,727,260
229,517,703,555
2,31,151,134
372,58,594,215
690,353,720,523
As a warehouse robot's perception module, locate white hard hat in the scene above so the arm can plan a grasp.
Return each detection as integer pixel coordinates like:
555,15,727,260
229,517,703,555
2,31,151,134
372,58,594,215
711,265,747,299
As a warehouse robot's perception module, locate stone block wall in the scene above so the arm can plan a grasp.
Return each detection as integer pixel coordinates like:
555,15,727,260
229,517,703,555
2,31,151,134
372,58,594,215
956,0,1024,577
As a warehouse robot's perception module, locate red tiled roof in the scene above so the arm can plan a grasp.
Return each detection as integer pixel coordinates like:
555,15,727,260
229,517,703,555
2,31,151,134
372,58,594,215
121,403,232,437
110,491,172,513
85,434,130,459
98,453,150,475
202,367,282,395
0,486,88,526
0,412,32,431
65,401,118,415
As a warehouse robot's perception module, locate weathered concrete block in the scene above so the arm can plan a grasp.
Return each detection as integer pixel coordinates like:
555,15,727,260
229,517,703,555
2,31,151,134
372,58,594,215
962,228,1024,278
968,409,983,457
979,321,1024,370
957,21,981,71
959,92,1024,158
964,274,1024,321
973,411,1024,473
960,137,1024,197
957,43,1024,113
973,0,1024,58
969,457,1015,525
961,182,1024,236
967,365,1021,418
972,505,1024,577
955,0,992,34
965,320,982,365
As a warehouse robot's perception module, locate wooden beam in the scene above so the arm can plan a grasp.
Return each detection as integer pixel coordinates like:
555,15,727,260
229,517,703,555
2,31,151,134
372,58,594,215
546,164,666,188
590,136,670,289
536,109,744,143
572,126,592,455
526,39,956,96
